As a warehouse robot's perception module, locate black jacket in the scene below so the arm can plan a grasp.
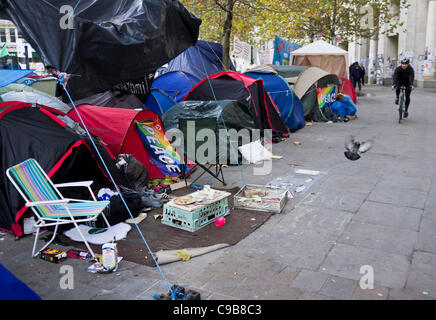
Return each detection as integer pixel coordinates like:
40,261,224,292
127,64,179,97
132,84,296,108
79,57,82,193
350,64,363,80
393,65,415,87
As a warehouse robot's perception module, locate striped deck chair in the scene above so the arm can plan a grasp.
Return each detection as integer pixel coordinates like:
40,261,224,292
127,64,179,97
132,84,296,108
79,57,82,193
6,158,113,260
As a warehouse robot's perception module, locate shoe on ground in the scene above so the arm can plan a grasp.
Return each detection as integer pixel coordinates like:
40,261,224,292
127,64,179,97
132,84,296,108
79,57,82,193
404,111,408,118
395,98,399,105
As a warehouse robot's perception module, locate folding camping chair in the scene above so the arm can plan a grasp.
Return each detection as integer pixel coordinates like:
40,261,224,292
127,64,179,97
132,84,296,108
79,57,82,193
6,158,113,260
179,118,226,186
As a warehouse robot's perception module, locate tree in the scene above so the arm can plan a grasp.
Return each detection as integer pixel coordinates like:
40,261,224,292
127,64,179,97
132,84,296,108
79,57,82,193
181,0,408,68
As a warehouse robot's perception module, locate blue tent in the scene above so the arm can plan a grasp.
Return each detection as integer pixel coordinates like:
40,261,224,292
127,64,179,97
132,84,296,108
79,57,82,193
156,40,234,80
245,70,306,132
0,69,34,88
144,71,200,115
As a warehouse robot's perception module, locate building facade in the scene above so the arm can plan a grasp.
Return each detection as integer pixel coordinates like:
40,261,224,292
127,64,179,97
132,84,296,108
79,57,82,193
348,0,436,87
0,19,42,70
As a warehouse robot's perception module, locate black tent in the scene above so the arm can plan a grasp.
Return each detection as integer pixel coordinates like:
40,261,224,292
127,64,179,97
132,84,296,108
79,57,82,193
0,102,130,237
0,0,201,101
183,71,288,141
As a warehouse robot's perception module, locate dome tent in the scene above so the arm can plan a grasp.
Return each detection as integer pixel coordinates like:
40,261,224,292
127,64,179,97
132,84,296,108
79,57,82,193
183,71,289,140
244,68,305,132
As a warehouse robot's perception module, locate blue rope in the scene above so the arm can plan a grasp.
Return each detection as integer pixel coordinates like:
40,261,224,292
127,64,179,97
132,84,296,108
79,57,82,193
58,76,173,295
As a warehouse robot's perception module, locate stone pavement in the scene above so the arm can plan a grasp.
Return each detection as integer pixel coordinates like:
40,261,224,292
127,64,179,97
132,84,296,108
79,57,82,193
2,85,436,300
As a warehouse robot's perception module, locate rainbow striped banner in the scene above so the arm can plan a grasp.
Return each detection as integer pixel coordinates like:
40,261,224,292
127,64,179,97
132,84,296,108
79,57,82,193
136,121,185,177
317,86,336,109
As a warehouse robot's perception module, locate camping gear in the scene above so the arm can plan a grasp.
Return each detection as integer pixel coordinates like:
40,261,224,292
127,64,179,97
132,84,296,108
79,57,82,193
28,77,57,96
162,189,231,232
90,186,148,228
162,100,256,134
244,69,306,132
0,69,34,87
6,158,112,260
338,76,357,103
145,71,200,115
0,0,201,100
178,118,227,186
0,102,131,237
267,65,340,122
71,90,145,110
58,187,274,266
331,95,358,119
1,90,71,114
67,104,183,179
157,40,235,80
116,154,149,191
234,185,289,214
0,264,41,300
183,71,289,140
290,40,350,78
64,222,131,245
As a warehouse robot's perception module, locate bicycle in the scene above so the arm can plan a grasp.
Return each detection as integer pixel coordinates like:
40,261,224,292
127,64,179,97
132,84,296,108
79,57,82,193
393,85,413,123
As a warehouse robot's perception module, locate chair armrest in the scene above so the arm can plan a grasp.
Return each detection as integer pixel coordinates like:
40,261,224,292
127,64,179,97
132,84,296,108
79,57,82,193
26,199,70,207
55,181,94,188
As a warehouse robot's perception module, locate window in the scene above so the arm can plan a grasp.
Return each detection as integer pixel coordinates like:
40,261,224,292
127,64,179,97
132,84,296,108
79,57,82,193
0,28,6,43
9,29,16,43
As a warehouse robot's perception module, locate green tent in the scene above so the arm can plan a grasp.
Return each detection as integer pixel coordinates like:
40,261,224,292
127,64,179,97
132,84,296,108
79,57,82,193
162,100,257,165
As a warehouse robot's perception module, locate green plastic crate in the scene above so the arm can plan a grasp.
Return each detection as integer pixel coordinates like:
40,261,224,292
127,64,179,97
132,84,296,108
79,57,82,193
162,197,230,232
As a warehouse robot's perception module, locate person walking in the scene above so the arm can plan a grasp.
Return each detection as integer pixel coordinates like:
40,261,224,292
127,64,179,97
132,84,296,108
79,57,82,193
350,62,363,94
360,63,366,86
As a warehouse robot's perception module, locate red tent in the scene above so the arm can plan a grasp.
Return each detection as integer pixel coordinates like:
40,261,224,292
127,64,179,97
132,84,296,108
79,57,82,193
67,105,180,179
183,71,288,139
338,76,357,103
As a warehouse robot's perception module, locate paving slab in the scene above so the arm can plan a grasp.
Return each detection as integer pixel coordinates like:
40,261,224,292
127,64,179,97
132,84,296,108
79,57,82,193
338,221,417,256
354,201,422,231
320,244,410,289
405,252,436,296
368,185,428,209
290,269,328,292
352,284,389,300
300,189,369,213
318,275,358,300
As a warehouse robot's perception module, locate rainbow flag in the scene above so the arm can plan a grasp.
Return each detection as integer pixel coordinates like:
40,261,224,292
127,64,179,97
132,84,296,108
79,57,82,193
136,121,186,177
317,86,336,109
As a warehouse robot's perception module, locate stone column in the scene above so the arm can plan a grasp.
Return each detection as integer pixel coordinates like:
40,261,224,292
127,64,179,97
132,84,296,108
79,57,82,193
424,0,436,80
368,38,378,84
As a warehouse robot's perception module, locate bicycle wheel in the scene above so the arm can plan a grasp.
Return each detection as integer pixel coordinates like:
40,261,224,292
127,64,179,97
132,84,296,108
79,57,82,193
398,91,405,123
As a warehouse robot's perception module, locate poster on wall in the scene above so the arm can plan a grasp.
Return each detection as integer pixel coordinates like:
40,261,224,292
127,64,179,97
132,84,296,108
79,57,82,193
272,36,301,66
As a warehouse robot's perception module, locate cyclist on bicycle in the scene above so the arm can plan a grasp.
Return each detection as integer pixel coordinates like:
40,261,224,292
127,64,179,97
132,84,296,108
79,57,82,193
393,58,415,118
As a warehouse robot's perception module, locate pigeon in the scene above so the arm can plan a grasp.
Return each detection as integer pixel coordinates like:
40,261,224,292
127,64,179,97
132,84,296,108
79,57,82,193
344,136,374,161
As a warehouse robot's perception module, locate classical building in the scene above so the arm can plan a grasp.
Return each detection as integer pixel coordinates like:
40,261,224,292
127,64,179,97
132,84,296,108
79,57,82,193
348,0,436,88
0,19,41,70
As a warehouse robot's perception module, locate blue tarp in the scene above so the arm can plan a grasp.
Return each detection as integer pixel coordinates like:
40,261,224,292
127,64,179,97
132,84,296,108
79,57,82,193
245,70,306,132
145,71,200,115
331,96,358,118
0,69,34,88
0,264,41,300
157,40,234,80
